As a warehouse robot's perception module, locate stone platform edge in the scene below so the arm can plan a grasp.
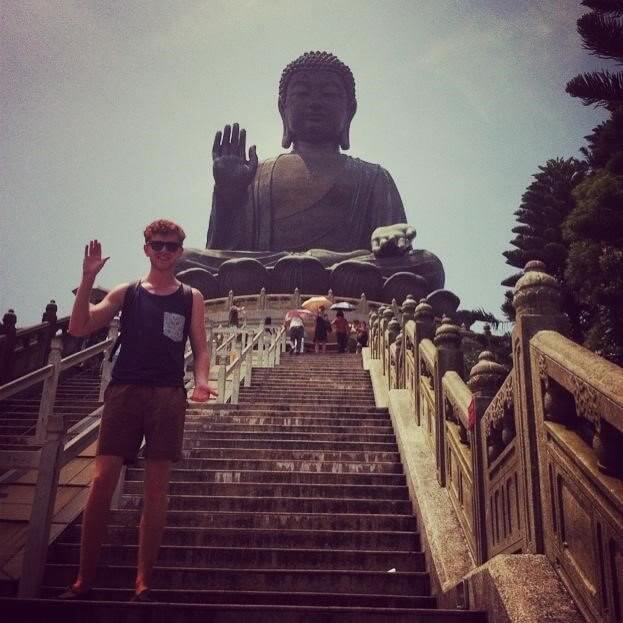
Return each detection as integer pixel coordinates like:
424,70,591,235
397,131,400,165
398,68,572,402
364,357,585,623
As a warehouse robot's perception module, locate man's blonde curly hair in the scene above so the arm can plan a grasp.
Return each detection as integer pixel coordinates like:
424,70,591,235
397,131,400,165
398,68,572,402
143,219,186,243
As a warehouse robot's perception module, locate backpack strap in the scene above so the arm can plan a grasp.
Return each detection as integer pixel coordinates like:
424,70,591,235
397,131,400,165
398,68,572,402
108,280,141,362
181,283,194,340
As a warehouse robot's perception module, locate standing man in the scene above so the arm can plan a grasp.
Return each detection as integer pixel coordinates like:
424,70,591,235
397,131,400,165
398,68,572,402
61,219,216,602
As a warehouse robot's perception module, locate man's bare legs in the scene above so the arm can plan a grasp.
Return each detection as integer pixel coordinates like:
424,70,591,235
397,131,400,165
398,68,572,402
71,454,124,592
135,459,172,595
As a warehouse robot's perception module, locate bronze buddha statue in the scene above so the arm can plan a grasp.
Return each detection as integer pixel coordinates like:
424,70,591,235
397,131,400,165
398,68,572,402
178,51,444,302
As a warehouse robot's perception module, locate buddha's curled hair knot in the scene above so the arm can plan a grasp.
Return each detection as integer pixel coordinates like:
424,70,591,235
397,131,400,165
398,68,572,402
279,51,356,111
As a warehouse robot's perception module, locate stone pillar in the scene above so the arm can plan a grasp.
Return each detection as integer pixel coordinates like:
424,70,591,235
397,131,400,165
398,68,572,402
386,319,401,388
41,300,58,366
380,307,395,378
359,293,369,316
227,290,234,309
413,300,434,426
259,287,267,310
511,260,568,554
433,316,463,486
0,309,17,383
467,351,508,564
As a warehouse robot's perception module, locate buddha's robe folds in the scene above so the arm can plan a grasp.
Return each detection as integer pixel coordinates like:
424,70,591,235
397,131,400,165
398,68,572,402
179,154,444,292
206,155,406,253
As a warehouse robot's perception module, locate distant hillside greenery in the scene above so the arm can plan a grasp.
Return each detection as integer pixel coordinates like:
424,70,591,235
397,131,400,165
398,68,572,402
502,0,623,365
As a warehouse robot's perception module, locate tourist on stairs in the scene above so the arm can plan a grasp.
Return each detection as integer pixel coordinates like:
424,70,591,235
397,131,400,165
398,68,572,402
60,219,216,603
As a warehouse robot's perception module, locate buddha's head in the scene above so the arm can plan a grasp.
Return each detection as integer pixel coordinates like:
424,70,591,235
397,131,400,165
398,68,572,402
278,51,357,150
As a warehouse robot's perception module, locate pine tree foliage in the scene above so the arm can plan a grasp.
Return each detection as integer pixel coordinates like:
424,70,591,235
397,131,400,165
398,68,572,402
501,158,586,322
566,1,623,108
563,171,623,364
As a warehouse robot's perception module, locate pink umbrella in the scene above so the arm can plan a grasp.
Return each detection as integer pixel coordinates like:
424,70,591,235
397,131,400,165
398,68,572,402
285,309,315,322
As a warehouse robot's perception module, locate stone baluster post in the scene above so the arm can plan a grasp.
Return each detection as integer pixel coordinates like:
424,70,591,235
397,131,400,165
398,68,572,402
259,287,267,310
399,296,417,390
391,298,401,322
41,300,58,366
0,308,18,383
511,260,568,554
327,289,335,304
99,317,120,402
227,290,234,310
359,293,369,316
291,287,301,309
413,300,435,426
467,351,508,564
380,308,394,378
386,318,401,389
217,362,226,403
19,336,64,597
433,317,463,486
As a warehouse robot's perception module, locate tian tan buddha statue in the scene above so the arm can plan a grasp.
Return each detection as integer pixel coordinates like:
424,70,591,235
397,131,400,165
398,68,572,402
177,51,444,302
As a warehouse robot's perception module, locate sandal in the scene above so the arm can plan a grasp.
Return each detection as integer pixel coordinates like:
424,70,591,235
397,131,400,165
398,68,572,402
130,589,153,602
57,585,93,600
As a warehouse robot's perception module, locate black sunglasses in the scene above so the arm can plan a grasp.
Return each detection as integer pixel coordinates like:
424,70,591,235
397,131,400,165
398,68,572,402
147,240,182,252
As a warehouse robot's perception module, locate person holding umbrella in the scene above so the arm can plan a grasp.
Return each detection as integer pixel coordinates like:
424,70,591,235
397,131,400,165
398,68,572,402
332,310,351,353
313,305,331,353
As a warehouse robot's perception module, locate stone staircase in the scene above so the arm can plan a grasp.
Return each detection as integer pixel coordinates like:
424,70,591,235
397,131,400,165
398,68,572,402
3,353,486,622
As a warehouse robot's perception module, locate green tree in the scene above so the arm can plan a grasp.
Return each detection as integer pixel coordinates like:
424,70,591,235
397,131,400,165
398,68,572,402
563,170,623,364
501,158,586,326
566,0,623,109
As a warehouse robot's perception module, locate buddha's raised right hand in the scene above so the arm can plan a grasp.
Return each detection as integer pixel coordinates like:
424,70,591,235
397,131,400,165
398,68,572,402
212,123,258,194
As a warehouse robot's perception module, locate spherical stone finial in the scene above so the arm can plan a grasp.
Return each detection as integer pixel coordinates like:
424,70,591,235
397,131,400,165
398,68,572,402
434,315,462,349
401,296,418,322
513,260,562,317
468,351,508,396
414,298,434,323
382,307,395,322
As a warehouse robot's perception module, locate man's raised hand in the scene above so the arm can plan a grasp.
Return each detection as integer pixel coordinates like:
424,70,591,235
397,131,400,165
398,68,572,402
82,240,110,279
212,122,258,193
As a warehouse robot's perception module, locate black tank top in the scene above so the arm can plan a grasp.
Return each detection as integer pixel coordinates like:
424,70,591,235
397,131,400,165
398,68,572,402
111,283,191,387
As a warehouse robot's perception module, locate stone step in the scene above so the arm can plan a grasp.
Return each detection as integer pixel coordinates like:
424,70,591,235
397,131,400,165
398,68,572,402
188,408,390,421
126,467,405,486
43,563,430,594
1,599,487,622
48,543,424,571
39,586,435,609
232,403,386,415
123,480,409,501
175,447,401,463
165,457,403,474
184,416,392,429
109,509,417,532
182,431,396,444
122,493,413,515
61,525,419,550
184,438,398,452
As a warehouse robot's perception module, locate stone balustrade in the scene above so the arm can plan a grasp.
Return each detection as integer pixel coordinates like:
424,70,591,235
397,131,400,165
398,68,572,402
367,260,623,622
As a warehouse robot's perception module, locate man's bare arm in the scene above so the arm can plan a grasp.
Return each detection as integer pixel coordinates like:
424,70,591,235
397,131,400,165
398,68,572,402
68,240,127,337
188,289,217,401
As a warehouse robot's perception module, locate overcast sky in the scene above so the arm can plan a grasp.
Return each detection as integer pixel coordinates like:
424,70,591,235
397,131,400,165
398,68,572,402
1,0,609,327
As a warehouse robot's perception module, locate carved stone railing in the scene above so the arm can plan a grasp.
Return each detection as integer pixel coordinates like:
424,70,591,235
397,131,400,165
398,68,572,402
367,260,622,621
530,330,623,622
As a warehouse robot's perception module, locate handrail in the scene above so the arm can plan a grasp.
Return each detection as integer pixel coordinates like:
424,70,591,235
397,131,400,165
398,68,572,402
532,330,623,432
420,338,436,374
0,364,53,402
226,329,263,376
443,371,472,430
59,337,114,372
